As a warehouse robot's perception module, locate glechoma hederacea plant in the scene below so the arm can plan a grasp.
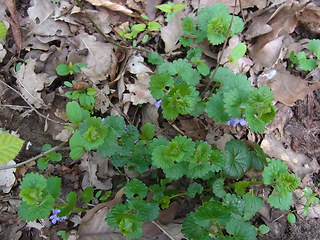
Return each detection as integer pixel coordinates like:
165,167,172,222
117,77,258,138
2,3,313,240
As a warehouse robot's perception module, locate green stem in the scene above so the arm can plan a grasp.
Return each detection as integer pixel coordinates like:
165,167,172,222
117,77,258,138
215,220,224,236
169,192,187,200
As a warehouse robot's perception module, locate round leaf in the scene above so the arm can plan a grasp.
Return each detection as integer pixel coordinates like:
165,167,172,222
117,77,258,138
0,134,24,164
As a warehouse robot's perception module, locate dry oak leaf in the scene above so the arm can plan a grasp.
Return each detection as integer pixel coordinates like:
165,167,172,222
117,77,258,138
258,66,320,106
15,58,51,109
85,0,135,17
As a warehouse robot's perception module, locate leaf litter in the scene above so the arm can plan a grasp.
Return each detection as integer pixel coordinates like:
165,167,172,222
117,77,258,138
1,0,320,239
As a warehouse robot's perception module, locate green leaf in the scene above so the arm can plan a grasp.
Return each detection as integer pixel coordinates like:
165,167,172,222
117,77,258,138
243,193,263,220
262,158,288,185
86,88,98,96
210,148,227,172
287,212,296,224
0,134,24,164
231,43,247,60
206,93,230,123
19,173,47,205
73,62,87,73
223,139,251,178
179,36,193,47
182,16,196,35
268,191,292,211
46,176,61,199
59,192,77,218
197,62,210,76
187,47,202,62
149,73,174,99
128,199,159,221
132,24,146,32
56,64,70,76
141,14,149,20
66,101,83,124
187,182,203,198
172,4,186,12
258,224,270,234
0,20,7,39
124,179,148,199
234,181,249,196
148,21,162,30
296,51,317,71
140,123,155,141
308,39,320,57
148,52,164,65
18,195,55,221
225,218,257,240
182,212,211,240
81,187,94,203
211,178,226,198
156,4,172,13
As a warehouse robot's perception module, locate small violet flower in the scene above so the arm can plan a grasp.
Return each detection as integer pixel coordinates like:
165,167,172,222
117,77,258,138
226,118,247,127
153,100,162,109
49,209,66,224
198,161,203,165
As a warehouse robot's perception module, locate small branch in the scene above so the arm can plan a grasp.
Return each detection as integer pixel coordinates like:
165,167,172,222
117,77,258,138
0,142,67,171
0,78,70,126
201,0,237,98
75,0,151,53
152,221,175,240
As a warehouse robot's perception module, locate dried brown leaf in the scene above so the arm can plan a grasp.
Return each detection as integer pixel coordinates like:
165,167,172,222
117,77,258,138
85,0,135,17
258,66,320,106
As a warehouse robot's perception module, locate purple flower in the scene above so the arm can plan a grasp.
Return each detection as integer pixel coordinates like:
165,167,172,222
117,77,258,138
153,100,162,108
49,209,66,224
198,161,203,165
227,118,247,127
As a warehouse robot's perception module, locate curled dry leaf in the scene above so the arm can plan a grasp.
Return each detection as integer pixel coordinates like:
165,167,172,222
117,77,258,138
258,66,320,106
126,55,152,74
85,0,135,17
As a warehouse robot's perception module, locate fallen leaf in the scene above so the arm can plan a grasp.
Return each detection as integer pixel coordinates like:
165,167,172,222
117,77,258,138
126,72,155,105
126,55,152,74
85,0,136,17
258,66,320,106
80,152,113,190
0,43,7,63
260,134,313,179
78,188,126,240
27,0,71,37
297,3,320,34
160,11,184,53
248,3,305,67
75,32,116,84
14,58,51,109
144,0,162,21
94,85,111,114
0,160,16,193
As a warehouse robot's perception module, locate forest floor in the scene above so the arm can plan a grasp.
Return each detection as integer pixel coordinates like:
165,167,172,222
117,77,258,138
1,0,320,239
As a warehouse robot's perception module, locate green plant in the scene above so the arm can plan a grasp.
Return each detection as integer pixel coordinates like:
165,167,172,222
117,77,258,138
228,42,247,64
0,133,24,164
156,2,186,21
56,62,87,76
290,39,320,71
0,20,7,39
302,186,320,215
64,81,97,111
120,15,161,46
37,144,62,170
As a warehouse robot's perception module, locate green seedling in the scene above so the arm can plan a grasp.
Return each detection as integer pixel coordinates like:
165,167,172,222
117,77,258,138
37,144,62,170
0,133,24,165
228,42,247,64
290,39,320,71
0,20,7,39
302,186,320,216
56,62,87,76
156,2,186,21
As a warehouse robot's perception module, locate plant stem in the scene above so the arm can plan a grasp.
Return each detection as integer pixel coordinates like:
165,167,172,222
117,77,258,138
215,220,224,236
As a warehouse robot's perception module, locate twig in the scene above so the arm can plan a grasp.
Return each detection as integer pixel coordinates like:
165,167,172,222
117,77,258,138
152,221,175,240
0,78,70,126
75,0,151,53
0,142,67,171
201,0,237,98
